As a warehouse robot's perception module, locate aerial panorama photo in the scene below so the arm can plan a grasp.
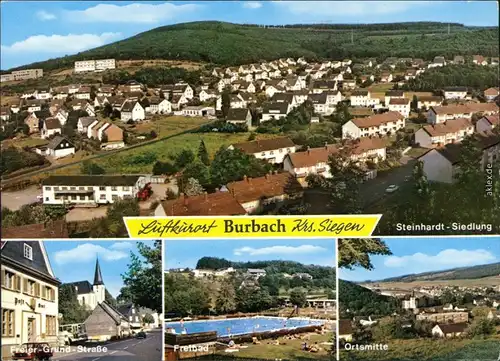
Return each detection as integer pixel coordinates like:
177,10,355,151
0,0,499,239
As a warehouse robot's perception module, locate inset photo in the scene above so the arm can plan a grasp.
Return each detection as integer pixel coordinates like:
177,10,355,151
164,238,336,360
1,239,162,361
338,236,500,361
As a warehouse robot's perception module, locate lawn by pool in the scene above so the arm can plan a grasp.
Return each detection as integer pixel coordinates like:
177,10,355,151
165,317,324,337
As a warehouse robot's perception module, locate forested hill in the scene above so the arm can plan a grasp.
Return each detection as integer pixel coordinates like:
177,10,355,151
195,257,335,275
374,262,500,283
339,279,399,316
9,21,499,71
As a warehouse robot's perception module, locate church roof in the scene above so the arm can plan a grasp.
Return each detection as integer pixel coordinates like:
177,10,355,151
65,280,93,295
94,258,104,285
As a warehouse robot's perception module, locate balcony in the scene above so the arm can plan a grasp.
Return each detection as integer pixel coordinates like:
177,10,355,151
54,189,94,195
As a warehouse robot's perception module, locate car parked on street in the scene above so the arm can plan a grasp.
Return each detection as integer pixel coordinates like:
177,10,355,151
135,331,147,339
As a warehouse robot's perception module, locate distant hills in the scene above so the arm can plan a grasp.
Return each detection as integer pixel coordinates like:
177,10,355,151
8,21,499,71
373,262,500,283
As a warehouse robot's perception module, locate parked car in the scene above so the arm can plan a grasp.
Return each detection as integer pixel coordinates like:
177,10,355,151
385,185,399,193
12,342,53,361
135,331,147,339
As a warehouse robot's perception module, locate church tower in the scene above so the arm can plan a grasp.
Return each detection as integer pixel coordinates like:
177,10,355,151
92,257,106,305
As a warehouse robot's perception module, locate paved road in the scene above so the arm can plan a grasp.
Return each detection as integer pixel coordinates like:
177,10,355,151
53,329,162,361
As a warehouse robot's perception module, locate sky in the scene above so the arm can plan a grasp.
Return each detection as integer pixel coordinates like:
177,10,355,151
164,238,336,269
44,240,155,297
341,236,500,282
1,1,498,69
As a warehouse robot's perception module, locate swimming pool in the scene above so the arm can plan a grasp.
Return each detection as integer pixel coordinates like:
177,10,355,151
165,317,324,337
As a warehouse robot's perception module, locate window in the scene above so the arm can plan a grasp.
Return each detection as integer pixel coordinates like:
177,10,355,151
2,309,14,337
99,186,105,191
2,270,16,289
46,315,56,335
44,187,51,191
100,195,106,200
111,186,117,191
123,186,129,191
24,244,33,260
62,187,67,190
70,186,76,190
79,187,85,190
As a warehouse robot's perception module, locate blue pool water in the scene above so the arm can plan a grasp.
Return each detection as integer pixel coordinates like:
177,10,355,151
165,317,324,337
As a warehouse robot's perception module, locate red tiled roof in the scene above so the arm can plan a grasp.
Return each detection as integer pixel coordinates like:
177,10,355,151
421,118,473,137
160,192,246,216
351,111,404,128
227,172,302,204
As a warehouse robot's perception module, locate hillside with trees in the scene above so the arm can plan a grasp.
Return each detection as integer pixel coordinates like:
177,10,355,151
7,21,499,71
375,262,500,283
339,280,400,317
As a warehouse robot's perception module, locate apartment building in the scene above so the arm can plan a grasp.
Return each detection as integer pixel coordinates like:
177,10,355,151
388,98,411,117
342,111,406,139
476,114,499,133
427,103,499,124
41,175,147,205
417,96,443,110
414,118,474,148
284,138,387,179
6,69,44,81
228,137,296,164
384,90,405,106
1,241,60,358
416,311,468,324
74,59,116,73
350,90,380,107
443,87,468,100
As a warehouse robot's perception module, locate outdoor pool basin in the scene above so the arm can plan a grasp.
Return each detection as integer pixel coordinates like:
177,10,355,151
165,317,324,337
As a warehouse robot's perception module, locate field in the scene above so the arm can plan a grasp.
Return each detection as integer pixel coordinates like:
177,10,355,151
366,83,434,101
2,137,49,148
125,115,210,138
340,338,500,361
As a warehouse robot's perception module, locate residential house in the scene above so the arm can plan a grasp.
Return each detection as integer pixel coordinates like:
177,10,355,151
418,133,499,183
342,111,405,139
284,138,387,179
55,109,69,126
67,99,88,111
342,78,356,90
226,172,303,213
384,90,405,106
380,72,393,83
432,323,468,338
308,93,334,115
101,124,125,150
84,302,131,341
350,90,380,107
96,85,115,97
24,113,40,133
120,100,145,122
42,175,148,205
45,136,75,158
417,96,443,110
155,191,247,216
226,108,252,128
427,103,499,124
25,99,42,113
338,320,353,342
0,107,11,121
484,87,499,102
473,55,488,66
148,97,171,114
261,102,291,122
75,86,91,100
247,269,266,278
170,94,187,110
182,106,215,117
78,116,98,133
311,80,337,93
453,56,465,65
443,87,468,100
41,118,62,139
414,118,474,148
116,304,159,330
428,56,446,68
0,241,60,358
476,114,499,133
229,94,247,109
198,89,218,102
229,137,296,164
35,89,52,100
388,98,411,117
